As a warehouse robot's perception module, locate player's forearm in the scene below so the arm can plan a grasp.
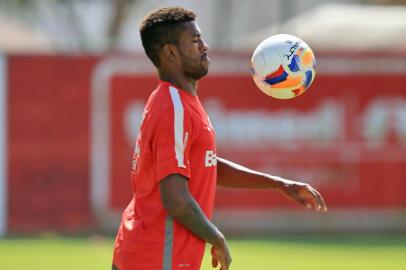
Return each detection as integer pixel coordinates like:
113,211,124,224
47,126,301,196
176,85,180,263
163,193,225,247
216,157,285,189
160,174,225,246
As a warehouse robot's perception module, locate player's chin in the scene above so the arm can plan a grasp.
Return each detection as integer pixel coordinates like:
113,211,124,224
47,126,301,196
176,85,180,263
200,68,209,79
201,59,209,71
203,65,209,74
188,65,209,80
197,66,209,79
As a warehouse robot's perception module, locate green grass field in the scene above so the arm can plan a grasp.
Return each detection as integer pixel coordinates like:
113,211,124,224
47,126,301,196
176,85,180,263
0,234,405,270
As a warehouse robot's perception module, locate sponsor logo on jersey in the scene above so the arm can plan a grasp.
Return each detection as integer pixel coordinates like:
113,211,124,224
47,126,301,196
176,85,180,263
205,150,217,167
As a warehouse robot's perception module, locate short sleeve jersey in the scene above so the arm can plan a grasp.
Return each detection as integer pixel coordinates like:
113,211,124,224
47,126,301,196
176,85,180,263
113,81,217,270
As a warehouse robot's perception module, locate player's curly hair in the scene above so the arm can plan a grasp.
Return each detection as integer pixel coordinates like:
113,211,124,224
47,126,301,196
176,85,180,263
140,7,196,67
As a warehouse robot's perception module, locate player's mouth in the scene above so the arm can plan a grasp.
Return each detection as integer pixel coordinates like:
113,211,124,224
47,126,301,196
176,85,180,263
201,53,210,61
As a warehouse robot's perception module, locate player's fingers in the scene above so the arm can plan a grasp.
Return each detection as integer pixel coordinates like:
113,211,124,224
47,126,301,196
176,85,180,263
311,187,328,212
211,255,218,267
296,196,309,209
212,256,218,268
219,257,230,270
297,185,315,207
297,184,313,206
304,187,320,211
220,253,232,270
220,261,229,270
306,186,327,212
211,247,219,268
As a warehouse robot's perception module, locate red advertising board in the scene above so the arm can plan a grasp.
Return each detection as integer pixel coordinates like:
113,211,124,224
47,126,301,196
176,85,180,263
7,55,98,232
108,72,406,210
5,54,406,233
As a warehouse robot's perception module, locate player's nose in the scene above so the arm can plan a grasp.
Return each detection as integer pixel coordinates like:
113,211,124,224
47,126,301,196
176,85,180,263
201,39,209,51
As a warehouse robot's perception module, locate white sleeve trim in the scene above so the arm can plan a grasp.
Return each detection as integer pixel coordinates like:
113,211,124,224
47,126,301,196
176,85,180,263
169,86,186,168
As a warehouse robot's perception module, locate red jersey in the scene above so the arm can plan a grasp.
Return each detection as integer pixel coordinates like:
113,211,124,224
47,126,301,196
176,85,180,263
113,81,217,270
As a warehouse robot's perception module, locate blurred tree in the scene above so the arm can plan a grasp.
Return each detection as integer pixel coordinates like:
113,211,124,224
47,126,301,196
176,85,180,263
213,0,233,49
108,0,136,50
1,0,137,52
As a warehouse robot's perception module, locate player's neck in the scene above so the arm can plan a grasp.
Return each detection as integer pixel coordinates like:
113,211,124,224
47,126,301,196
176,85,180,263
158,70,198,96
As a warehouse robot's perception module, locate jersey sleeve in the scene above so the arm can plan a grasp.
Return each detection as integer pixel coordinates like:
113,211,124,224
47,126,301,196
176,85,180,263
152,102,192,182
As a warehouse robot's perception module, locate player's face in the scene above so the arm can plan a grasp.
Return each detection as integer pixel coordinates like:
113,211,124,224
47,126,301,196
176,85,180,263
177,21,209,80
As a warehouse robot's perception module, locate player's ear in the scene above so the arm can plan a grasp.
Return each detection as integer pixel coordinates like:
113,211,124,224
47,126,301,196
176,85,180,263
161,44,180,64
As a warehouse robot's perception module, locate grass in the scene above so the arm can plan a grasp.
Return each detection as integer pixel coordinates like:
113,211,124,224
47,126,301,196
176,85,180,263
202,234,406,270
0,234,405,270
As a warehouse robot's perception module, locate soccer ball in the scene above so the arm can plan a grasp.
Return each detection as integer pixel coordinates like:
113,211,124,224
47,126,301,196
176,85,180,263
250,34,316,99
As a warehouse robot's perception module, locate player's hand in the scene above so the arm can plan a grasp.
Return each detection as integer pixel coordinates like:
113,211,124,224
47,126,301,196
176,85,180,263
278,179,327,212
211,239,232,270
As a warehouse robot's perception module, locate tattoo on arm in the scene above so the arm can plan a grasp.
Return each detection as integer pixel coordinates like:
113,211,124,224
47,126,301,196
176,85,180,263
171,194,223,246
160,174,223,246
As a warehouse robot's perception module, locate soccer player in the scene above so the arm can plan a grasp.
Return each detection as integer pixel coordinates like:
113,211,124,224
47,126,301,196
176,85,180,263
112,6,327,270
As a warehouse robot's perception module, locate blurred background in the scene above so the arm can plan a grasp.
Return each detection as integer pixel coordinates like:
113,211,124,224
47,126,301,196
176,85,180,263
0,0,406,269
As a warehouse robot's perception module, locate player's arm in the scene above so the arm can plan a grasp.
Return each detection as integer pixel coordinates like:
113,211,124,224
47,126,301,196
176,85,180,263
216,157,327,212
160,173,232,270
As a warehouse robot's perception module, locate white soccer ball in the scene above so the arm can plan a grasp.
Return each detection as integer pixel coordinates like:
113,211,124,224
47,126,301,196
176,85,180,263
250,34,316,99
